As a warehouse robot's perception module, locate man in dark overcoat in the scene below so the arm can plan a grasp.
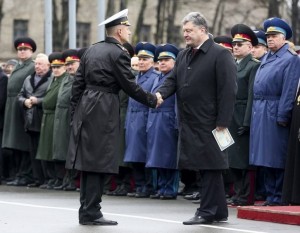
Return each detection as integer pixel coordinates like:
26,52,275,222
157,12,237,224
65,9,158,226
17,53,52,187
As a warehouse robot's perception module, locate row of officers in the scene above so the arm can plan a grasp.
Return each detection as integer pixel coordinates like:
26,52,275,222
0,16,300,211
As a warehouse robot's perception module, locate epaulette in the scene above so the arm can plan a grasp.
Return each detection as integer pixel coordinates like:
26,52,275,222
288,48,297,56
251,57,260,63
92,40,104,45
116,43,128,52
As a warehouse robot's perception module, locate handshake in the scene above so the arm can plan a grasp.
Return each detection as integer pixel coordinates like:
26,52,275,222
155,92,164,108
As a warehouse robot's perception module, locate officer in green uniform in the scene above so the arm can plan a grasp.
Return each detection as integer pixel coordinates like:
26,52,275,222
36,52,67,189
227,24,260,206
4,37,36,186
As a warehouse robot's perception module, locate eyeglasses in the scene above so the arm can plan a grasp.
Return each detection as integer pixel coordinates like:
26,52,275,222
232,42,248,47
17,48,31,51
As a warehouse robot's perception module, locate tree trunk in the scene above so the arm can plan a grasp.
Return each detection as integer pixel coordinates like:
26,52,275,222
0,0,4,33
120,0,127,10
133,0,147,45
52,0,60,51
166,0,177,44
291,0,299,44
212,0,224,35
106,0,115,17
268,0,280,17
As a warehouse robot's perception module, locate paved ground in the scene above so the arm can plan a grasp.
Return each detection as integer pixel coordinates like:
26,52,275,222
0,185,299,233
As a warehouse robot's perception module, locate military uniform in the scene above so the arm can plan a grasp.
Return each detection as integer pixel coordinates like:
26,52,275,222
124,42,159,197
36,52,66,189
65,9,157,225
250,17,300,205
4,37,36,186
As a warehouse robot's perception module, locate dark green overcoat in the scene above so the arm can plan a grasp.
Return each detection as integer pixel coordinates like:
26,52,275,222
52,74,74,161
36,73,66,161
228,54,260,169
2,58,34,151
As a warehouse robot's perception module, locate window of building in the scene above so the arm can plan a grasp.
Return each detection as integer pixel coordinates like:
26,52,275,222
139,24,151,42
13,20,28,41
76,22,91,48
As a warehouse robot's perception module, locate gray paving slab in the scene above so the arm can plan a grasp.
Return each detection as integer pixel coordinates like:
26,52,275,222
0,185,299,233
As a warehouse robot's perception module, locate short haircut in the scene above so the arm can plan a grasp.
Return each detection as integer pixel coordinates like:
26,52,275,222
182,12,208,32
35,53,49,64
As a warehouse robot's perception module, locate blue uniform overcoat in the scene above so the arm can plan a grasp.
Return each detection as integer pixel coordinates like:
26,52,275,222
146,71,178,169
124,67,159,163
250,44,300,168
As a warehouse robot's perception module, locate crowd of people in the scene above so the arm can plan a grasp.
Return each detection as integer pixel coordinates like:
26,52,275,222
0,9,300,226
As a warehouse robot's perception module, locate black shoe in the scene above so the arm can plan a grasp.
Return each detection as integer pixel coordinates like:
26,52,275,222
214,217,228,223
113,188,129,196
127,192,136,197
192,198,201,204
63,183,77,191
150,193,161,199
53,183,67,190
135,192,150,198
27,182,41,188
160,194,177,200
79,217,118,225
184,192,200,200
183,216,213,225
6,178,20,186
230,200,253,206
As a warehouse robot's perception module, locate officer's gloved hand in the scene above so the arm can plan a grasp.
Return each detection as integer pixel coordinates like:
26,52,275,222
237,126,250,136
277,121,288,127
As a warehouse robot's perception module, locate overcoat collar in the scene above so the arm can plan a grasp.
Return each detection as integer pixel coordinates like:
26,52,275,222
262,43,288,65
29,69,52,91
12,57,33,73
237,54,252,71
137,67,155,85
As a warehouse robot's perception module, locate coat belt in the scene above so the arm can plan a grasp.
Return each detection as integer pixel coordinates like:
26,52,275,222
254,95,280,100
86,85,119,94
150,108,174,113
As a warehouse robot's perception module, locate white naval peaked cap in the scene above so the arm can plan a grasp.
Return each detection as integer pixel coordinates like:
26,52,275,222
98,9,131,28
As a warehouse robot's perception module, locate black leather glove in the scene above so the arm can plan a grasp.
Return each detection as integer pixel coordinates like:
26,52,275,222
237,126,250,136
277,121,288,127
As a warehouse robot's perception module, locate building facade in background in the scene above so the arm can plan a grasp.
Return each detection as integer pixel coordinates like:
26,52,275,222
0,0,290,61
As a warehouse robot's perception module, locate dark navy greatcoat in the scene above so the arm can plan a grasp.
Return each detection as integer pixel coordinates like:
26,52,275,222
250,44,300,169
146,71,178,169
124,67,160,163
157,39,237,171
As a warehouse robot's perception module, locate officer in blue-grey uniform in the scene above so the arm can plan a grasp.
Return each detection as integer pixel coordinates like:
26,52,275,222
250,17,300,206
124,42,160,198
146,44,179,200
252,29,268,60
